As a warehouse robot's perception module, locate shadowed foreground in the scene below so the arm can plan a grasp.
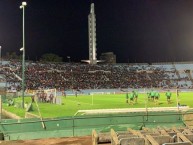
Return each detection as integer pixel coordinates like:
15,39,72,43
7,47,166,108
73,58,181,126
0,136,92,145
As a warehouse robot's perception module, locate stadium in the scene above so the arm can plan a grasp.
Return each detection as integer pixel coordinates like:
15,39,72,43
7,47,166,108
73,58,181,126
1,60,193,144
1,1,193,145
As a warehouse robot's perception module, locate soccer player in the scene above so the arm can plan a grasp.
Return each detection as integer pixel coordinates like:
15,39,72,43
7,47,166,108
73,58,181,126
129,92,134,105
147,90,151,101
126,93,129,103
154,91,160,105
150,90,155,101
165,90,172,104
62,90,66,98
133,90,138,103
75,91,77,97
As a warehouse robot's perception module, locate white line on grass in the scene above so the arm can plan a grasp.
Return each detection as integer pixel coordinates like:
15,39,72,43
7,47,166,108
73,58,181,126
66,99,99,106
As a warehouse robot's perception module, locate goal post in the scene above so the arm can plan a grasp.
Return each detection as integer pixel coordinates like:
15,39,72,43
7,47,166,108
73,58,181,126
43,88,57,99
29,88,62,105
43,88,61,105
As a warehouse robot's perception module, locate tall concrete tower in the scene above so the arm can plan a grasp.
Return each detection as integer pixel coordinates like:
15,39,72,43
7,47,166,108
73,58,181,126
88,3,97,64
82,3,102,64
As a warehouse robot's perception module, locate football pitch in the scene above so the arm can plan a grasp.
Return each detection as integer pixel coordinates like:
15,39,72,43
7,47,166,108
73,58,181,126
3,92,193,118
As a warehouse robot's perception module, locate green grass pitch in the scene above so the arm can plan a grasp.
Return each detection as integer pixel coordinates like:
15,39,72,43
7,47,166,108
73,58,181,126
3,92,193,118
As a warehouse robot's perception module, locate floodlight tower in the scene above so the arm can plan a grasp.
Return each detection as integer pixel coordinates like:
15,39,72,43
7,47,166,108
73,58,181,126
20,1,27,109
0,46,1,65
88,3,97,64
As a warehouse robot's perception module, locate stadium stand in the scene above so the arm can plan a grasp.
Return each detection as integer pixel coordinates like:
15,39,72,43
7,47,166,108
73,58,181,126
92,126,193,145
2,60,193,92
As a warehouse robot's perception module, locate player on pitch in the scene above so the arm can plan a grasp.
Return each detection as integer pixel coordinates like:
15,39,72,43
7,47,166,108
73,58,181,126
126,93,129,103
150,90,155,101
165,90,172,104
154,91,160,105
133,90,138,103
129,92,134,105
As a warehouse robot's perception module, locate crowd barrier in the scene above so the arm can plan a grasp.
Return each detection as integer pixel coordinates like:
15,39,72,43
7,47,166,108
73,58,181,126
0,111,189,141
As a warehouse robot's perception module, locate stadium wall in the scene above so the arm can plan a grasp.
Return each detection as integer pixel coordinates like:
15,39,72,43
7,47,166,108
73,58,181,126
62,88,193,96
0,111,186,141
16,88,192,97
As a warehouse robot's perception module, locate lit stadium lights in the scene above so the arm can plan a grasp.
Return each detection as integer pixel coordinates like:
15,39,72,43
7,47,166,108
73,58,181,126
20,47,24,51
20,2,27,109
22,2,27,6
20,2,27,9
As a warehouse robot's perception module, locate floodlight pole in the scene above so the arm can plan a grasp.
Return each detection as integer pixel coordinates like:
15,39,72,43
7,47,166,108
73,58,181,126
20,2,27,109
0,46,2,65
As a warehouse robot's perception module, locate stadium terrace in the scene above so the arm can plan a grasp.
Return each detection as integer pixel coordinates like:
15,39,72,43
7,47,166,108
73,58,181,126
1,60,193,92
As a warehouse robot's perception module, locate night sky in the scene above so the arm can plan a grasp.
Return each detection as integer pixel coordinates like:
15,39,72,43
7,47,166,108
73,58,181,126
1,0,193,63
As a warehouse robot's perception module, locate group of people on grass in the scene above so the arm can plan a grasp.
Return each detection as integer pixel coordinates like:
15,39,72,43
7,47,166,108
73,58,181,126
32,91,55,103
126,90,172,105
126,90,138,105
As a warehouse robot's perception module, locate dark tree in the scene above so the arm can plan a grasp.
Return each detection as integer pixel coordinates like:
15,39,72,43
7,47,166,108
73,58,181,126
40,53,63,62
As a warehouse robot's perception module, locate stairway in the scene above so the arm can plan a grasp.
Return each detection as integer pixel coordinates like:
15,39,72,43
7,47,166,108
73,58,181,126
185,70,193,84
146,72,151,81
173,63,181,79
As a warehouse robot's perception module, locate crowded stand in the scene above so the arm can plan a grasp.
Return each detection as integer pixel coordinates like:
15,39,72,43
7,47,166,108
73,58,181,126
1,60,193,91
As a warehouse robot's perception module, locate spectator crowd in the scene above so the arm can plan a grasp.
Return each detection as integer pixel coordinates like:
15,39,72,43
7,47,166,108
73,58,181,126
0,60,192,91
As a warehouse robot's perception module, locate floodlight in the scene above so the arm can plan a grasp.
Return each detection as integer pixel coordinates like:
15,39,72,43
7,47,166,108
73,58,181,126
22,2,27,6
20,1,27,109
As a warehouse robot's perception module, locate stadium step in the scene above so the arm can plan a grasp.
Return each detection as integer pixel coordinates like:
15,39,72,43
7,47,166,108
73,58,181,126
92,127,193,145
